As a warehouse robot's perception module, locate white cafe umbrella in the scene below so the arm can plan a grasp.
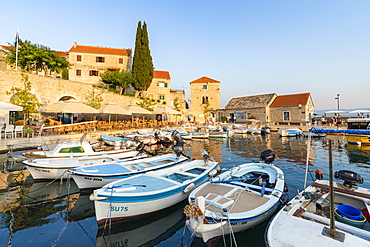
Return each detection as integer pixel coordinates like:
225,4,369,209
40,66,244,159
0,101,23,111
349,109,370,114
152,105,181,115
43,99,99,114
324,110,349,114
99,102,131,123
123,104,151,114
42,99,99,124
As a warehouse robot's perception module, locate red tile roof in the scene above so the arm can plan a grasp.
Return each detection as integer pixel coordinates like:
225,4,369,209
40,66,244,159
55,51,68,57
69,44,131,56
190,76,220,84
153,70,171,79
270,93,311,107
0,45,13,51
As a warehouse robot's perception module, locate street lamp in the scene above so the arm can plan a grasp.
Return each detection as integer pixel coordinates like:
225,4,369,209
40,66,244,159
335,94,340,112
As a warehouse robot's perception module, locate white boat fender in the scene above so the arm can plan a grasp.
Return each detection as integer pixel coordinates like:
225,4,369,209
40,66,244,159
184,183,195,193
89,194,107,201
209,169,218,177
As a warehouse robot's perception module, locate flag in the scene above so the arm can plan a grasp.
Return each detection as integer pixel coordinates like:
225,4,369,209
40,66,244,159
15,28,19,71
14,29,19,48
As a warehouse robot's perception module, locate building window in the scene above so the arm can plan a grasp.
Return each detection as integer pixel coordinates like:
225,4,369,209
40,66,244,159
283,112,290,121
202,96,208,104
89,70,99,76
159,95,165,100
76,55,82,61
96,56,105,63
119,58,124,64
157,82,168,88
76,69,81,76
203,84,208,89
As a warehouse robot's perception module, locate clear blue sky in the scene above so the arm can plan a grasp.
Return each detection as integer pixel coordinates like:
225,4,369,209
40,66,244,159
1,1,369,111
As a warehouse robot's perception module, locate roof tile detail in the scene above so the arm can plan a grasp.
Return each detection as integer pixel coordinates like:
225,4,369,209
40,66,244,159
190,76,220,84
270,93,311,107
153,70,171,79
69,45,131,56
225,93,276,109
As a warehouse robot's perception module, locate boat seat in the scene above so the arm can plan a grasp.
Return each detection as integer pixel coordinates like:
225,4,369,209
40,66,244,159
228,181,274,194
133,164,147,170
205,193,235,209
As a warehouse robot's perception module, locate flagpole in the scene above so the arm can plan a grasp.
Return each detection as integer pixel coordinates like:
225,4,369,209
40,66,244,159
15,28,19,72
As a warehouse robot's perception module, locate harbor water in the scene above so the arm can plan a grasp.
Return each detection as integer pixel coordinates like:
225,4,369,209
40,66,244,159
1,132,370,247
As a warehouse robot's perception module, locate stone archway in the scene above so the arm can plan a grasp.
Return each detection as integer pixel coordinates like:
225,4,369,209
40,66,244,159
58,96,76,101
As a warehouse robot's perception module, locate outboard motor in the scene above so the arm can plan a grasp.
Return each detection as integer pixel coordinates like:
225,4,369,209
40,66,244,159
334,170,364,187
171,130,184,146
260,149,275,164
172,143,189,159
135,141,154,156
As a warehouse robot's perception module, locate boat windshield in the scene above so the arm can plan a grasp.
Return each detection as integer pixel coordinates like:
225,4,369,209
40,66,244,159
59,146,85,153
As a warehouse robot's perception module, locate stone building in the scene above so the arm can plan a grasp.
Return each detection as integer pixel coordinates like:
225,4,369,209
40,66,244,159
189,76,220,122
217,93,277,124
68,42,132,84
0,45,12,71
216,92,314,125
140,70,186,121
269,92,314,125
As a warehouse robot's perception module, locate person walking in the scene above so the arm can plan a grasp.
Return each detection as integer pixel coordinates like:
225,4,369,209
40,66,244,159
321,116,326,127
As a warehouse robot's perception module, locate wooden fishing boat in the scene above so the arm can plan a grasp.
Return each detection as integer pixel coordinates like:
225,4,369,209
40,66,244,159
69,153,190,190
90,150,220,226
19,135,135,160
23,150,147,180
100,135,136,147
185,150,287,244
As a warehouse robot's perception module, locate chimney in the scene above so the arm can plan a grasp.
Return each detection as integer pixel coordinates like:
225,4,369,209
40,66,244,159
73,42,77,48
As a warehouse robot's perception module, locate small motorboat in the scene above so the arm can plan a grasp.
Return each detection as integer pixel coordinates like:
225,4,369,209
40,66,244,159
90,149,220,226
185,149,287,244
278,128,303,137
69,153,190,190
23,148,147,180
100,135,136,147
232,124,248,134
20,134,134,160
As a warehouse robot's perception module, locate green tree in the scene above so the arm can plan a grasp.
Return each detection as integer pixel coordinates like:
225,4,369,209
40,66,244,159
173,97,183,114
6,73,41,121
137,96,156,111
132,21,154,92
202,101,214,124
100,70,134,94
83,89,103,109
5,39,70,75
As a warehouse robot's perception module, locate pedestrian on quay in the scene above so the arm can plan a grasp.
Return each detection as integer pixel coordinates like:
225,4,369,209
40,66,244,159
321,116,326,127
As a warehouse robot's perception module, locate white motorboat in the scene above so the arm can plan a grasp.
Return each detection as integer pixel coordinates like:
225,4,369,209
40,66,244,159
278,128,303,137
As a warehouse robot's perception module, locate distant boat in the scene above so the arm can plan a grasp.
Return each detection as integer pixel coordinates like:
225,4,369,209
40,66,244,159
100,135,135,147
278,128,303,137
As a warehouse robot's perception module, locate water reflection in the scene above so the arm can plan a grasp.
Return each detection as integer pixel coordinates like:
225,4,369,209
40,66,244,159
96,201,191,247
1,133,370,246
